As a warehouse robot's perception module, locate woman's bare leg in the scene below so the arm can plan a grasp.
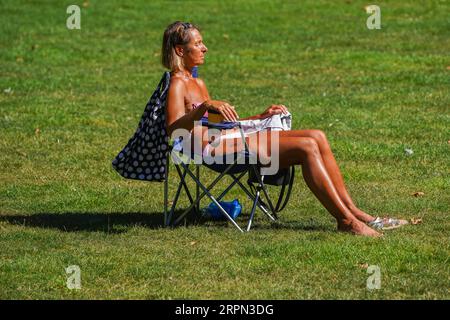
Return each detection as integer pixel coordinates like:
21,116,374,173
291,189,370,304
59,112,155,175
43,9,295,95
204,132,380,236
279,130,374,223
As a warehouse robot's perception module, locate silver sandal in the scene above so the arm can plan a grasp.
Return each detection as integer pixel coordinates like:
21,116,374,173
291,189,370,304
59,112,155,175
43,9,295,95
368,217,408,230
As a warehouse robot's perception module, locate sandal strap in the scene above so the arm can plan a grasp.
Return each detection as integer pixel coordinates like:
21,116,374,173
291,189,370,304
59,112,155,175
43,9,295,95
368,217,405,230
368,217,384,229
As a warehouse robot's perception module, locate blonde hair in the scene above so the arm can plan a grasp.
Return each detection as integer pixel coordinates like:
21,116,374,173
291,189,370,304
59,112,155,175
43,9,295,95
161,21,200,71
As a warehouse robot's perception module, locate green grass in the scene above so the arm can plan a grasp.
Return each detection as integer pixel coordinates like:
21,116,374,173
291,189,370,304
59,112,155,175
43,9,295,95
0,0,449,299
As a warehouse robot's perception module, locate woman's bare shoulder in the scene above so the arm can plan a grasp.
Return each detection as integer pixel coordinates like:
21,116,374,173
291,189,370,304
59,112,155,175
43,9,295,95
169,74,186,85
168,76,187,94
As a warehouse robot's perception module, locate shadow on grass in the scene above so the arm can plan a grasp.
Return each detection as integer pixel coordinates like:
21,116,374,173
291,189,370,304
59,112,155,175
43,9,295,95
0,212,330,234
0,211,183,234
251,218,332,232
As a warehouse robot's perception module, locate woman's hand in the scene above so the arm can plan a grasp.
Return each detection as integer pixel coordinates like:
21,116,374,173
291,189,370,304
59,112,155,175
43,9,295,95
259,104,288,119
203,100,239,122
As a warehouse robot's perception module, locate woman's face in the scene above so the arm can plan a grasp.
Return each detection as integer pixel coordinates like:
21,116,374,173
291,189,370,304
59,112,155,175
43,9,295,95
180,29,208,68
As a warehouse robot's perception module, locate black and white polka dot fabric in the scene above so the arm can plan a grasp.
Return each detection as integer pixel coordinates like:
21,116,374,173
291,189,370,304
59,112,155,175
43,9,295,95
112,72,171,182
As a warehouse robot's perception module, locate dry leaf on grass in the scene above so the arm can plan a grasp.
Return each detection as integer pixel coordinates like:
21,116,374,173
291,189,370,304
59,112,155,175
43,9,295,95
357,263,369,269
410,218,423,225
190,241,197,246
411,191,425,197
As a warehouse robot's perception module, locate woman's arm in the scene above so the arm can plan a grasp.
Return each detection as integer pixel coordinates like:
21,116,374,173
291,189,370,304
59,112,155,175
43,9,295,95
240,114,263,121
240,104,289,121
165,78,239,137
197,78,239,122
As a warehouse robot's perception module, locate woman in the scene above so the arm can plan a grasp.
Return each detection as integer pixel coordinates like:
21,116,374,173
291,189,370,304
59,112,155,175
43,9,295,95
163,21,407,237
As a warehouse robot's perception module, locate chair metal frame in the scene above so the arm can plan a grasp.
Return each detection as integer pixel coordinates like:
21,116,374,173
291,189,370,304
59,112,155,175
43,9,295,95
163,122,280,232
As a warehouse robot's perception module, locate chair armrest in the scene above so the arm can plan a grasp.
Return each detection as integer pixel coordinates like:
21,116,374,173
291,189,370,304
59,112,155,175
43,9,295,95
200,117,240,130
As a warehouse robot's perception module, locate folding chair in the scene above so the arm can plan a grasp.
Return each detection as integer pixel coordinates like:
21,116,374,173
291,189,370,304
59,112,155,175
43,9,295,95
111,67,294,232
163,117,295,232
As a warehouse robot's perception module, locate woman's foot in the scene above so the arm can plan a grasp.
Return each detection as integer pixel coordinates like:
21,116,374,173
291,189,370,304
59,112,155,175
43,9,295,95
337,219,382,237
348,206,375,223
348,205,409,230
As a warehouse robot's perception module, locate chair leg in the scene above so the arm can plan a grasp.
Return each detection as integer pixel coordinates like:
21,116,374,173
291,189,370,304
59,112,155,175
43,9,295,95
173,160,239,225
173,162,245,232
167,164,187,226
247,184,261,231
259,179,279,220
164,156,169,227
231,176,272,218
214,171,274,231
217,171,247,202
196,165,200,214
174,164,195,208
248,165,278,220
190,181,245,233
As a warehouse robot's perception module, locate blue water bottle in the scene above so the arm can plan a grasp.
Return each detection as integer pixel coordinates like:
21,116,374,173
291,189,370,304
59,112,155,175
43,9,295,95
202,199,242,220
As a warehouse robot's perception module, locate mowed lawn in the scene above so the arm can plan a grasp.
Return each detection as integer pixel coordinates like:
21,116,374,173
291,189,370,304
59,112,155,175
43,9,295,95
0,0,449,299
